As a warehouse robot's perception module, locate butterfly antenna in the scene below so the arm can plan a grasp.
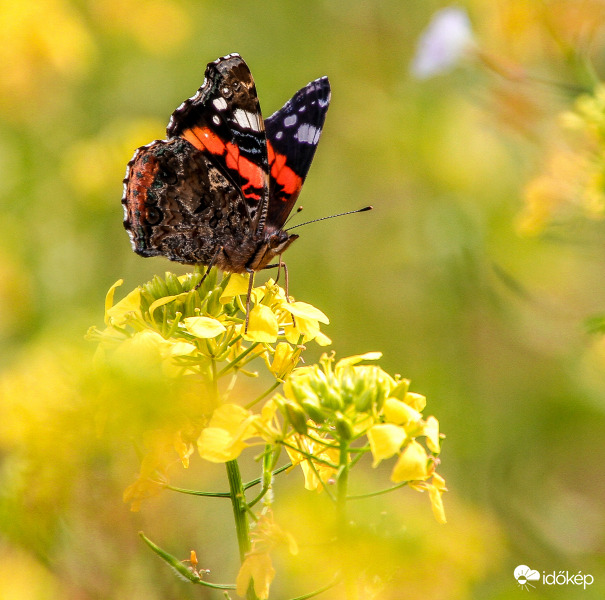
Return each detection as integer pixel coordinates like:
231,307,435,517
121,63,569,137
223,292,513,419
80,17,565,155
284,205,304,227
285,206,372,232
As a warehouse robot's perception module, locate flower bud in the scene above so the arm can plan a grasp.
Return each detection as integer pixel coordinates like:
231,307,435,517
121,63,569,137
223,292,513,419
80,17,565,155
184,289,201,316
206,287,223,317
165,272,184,296
390,378,410,401
283,401,308,435
300,398,326,424
355,388,375,413
334,412,353,441
319,386,344,411
151,274,170,298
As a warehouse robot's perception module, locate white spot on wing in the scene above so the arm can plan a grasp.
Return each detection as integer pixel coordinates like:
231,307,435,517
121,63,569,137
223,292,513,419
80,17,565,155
295,124,320,145
233,108,262,131
275,131,283,140
284,115,297,127
212,115,221,125
213,97,228,111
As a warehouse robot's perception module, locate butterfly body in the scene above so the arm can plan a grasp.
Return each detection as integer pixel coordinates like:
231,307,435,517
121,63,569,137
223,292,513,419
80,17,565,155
122,54,330,275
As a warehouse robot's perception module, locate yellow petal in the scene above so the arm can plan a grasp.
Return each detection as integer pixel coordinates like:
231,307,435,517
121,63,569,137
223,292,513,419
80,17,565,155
335,352,382,369
236,552,275,600
197,404,255,462
182,316,226,338
314,331,332,346
245,304,278,343
367,424,407,467
403,391,426,412
106,286,142,326
220,273,250,302
269,342,297,378
104,279,123,323
283,315,320,342
197,427,248,462
383,397,422,425
170,341,197,355
148,292,189,319
281,301,329,324
113,330,171,368
428,474,447,524
391,440,429,482
424,415,441,453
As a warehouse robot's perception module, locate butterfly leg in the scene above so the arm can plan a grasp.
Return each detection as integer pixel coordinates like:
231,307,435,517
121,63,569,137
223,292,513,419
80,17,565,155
263,260,296,328
194,246,223,290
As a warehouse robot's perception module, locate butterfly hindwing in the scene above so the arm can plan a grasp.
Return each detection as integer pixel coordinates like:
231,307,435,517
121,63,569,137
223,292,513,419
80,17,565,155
166,53,270,228
264,76,331,229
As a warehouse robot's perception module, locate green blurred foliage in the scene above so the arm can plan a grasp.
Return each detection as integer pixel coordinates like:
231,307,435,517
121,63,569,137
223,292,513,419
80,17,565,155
1,0,605,598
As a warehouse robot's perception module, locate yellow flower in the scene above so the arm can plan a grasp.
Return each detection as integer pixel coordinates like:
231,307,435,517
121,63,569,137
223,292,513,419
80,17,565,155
197,404,257,463
391,440,430,482
123,429,187,511
285,432,340,491
123,476,165,513
367,424,407,467
411,473,448,524
236,512,298,599
266,342,300,380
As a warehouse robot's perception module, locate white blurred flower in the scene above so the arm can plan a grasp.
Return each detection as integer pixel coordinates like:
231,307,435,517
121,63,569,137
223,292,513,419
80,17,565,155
410,7,475,79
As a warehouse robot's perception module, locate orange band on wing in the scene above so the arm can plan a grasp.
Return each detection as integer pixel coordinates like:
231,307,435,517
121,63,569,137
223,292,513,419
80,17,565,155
127,154,159,218
182,126,225,154
181,126,266,201
267,142,302,197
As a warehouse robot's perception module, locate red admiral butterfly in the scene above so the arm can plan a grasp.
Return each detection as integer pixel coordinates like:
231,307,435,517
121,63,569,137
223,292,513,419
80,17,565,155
122,54,331,305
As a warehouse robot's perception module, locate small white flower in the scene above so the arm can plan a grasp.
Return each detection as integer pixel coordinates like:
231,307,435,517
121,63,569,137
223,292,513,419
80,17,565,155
410,7,475,79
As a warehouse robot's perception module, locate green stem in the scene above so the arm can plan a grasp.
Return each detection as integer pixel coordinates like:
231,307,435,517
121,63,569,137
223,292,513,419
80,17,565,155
336,441,349,523
347,481,409,500
336,441,356,599
217,343,259,377
226,460,259,600
245,380,281,409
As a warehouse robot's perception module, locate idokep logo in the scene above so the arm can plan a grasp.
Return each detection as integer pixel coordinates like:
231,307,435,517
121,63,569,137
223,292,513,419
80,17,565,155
514,565,540,590
514,564,594,591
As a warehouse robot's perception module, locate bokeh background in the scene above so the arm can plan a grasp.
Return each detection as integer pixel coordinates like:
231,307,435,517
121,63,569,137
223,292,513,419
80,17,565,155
1,1,605,598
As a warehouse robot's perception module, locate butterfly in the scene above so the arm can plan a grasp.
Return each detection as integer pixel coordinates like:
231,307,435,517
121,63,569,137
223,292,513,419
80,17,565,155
122,53,331,325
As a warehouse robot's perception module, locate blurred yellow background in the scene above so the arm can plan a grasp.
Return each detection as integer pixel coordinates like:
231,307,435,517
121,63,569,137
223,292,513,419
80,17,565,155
1,1,605,598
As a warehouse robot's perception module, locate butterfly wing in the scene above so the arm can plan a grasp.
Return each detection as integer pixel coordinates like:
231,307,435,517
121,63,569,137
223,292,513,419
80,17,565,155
167,53,270,230
264,76,331,230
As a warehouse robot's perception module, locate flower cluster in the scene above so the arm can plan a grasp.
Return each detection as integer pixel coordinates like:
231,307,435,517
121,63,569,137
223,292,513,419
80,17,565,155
195,352,447,523
276,353,447,522
89,269,329,381
89,271,446,599
519,85,605,234
88,270,330,510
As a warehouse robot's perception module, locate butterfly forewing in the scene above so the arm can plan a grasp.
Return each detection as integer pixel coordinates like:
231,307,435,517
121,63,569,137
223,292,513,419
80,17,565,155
167,54,270,227
264,76,331,229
